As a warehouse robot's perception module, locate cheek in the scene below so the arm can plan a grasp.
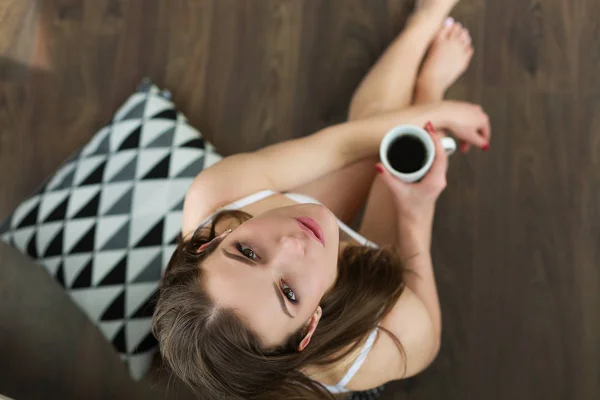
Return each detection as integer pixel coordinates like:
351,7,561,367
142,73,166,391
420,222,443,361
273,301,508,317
306,258,335,298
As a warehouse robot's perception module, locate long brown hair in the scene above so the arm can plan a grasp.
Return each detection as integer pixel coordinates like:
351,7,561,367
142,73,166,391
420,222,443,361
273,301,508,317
153,210,406,399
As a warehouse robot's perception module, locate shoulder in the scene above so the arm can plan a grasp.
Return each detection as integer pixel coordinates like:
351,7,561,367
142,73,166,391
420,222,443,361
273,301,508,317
343,288,440,391
180,153,275,237
181,185,295,238
304,329,375,388
181,185,228,239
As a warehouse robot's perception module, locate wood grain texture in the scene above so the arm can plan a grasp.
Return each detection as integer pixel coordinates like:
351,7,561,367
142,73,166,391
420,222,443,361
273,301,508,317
0,0,598,399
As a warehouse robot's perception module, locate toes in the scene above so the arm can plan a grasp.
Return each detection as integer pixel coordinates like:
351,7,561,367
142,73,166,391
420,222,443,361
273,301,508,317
438,17,454,39
460,29,472,46
443,17,455,28
450,22,463,39
436,17,454,41
438,27,452,40
439,18,474,47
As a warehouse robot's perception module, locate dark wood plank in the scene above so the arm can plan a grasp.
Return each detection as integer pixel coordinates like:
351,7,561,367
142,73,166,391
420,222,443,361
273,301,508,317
578,0,600,94
574,93,600,399
468,89,579,400
482,0,578,93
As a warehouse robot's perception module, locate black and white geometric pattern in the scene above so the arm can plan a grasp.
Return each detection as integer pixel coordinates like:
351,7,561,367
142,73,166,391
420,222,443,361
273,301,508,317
0,80,223,380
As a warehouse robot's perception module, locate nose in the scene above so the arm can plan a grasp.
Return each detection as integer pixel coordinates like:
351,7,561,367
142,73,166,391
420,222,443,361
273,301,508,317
276,235,306,261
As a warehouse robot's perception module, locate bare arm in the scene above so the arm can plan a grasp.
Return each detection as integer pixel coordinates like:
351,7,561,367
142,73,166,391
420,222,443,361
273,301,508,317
395,212,441,341
378,131,449,379
258,103,445,190
182,103,449,236
362,221,441,387
353,130,456,388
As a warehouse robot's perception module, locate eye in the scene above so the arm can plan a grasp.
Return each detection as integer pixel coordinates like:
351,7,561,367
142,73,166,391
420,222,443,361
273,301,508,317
281,281,299,304
236,243,258,260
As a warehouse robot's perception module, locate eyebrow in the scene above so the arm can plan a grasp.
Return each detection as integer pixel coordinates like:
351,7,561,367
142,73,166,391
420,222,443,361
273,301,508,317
220,249,294,318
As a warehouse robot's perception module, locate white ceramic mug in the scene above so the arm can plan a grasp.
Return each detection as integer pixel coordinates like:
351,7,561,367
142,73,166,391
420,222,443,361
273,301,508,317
379,125,457,183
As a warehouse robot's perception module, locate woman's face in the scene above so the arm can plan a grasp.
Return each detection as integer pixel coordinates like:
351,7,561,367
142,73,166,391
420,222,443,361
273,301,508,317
202,204,340,348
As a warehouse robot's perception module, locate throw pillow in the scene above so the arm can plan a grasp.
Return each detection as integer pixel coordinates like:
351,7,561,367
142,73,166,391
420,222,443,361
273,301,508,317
0,79,223,380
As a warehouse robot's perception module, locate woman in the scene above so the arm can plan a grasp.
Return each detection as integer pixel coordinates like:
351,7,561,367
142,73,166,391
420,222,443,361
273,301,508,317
153,0,490,398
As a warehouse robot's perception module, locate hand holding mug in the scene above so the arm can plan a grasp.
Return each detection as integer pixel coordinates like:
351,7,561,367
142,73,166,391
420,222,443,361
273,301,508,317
376,124,449,251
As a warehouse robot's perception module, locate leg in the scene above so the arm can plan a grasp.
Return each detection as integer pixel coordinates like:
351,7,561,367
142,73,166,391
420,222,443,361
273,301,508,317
348,0,460,120
291,1,459,224
360,21,474,245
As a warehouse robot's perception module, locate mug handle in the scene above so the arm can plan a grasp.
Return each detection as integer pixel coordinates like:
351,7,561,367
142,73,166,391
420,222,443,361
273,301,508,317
441,137,457,156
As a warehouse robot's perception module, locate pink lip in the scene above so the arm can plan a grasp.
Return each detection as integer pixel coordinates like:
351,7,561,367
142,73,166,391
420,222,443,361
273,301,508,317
295,217,325,246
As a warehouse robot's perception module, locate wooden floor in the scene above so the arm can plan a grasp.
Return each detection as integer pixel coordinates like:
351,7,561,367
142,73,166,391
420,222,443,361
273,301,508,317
1,0,599,399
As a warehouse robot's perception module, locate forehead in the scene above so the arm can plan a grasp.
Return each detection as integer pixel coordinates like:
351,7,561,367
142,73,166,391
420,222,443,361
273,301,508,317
203,249,296,347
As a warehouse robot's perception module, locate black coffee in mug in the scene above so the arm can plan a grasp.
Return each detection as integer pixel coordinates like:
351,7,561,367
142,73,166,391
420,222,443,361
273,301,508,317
387,135,428,173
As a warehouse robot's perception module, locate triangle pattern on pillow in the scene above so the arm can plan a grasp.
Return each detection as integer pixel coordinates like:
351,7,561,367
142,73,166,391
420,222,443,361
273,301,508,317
132,251,163,283
63,254,93,288
11,196,41,229
46,163,76,191
127,247,162,283
0,81,224,385
39,190,70,222
135,148,171,179
126,318,153,354
120,99,146,121
143,96,173,120
67,186,101,219
140,120,175,147
103,151,137,183
41,256,62,276
99,182,134,215
36,222,64,256
110,120,142,152
73,156,107,186
113,93,145,122
146,126,175,148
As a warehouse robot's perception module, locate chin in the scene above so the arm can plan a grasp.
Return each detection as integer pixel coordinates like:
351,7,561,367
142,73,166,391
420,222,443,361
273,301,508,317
322,207,340,238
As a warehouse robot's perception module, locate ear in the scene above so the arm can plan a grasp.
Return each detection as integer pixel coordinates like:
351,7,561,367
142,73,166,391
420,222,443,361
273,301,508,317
197,229,232,253
297,306,322,352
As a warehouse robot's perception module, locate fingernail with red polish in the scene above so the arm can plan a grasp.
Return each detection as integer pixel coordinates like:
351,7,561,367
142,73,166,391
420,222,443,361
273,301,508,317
376,164,384,174
425,121,436,134
482,144,490,151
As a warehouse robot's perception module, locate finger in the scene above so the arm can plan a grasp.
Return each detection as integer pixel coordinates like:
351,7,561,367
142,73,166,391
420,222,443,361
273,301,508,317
459,141,470,154
479,111,492,143
424,121,436,135
422,133,449,186
375,163,408,191
459,125,488,149
425,122,452,139
425,124,449,165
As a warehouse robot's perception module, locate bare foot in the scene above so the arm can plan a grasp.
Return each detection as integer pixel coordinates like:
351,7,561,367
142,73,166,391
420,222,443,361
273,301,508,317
415,18,474,100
